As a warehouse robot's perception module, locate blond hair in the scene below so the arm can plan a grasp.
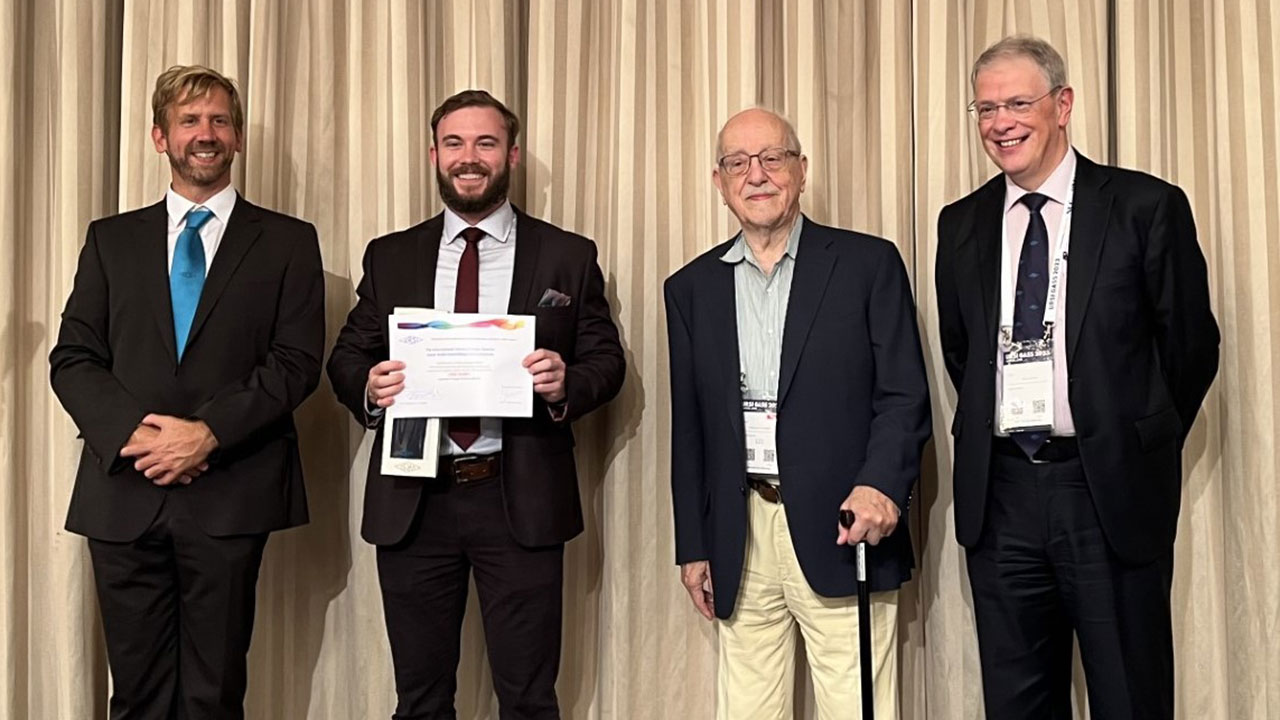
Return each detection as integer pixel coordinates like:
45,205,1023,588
151,65,244,134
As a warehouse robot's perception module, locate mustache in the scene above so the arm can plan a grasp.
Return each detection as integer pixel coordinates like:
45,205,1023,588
449,163,490,177
186,142,226,154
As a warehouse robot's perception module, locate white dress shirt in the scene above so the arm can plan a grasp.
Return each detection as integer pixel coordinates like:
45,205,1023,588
165,184,238,274
436,201,518,455
995,147,1077,436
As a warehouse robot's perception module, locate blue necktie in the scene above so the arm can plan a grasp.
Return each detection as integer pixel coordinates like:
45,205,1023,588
1012,192,1050,459
171,207,214,360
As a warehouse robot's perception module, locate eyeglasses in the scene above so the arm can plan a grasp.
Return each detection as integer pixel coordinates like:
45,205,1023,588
717,148,800,177
967,87,1062,122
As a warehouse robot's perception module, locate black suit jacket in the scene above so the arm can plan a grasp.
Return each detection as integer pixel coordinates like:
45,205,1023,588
664,217,931,619
327,208,625,548
50,196,325,542
935,153,1220,564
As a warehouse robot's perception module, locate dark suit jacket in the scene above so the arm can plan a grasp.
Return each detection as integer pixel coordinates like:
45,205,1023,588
935,153,1220,564
327,208,625,548
50,196,325,542
664,217,931,619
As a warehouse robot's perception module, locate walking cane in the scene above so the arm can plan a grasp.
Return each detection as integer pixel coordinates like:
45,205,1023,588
840,510,875,720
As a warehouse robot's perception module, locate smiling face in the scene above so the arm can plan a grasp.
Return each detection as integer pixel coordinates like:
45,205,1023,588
713,109,807,235
151,87,242,200
430,105,519,222
973,55,1073,190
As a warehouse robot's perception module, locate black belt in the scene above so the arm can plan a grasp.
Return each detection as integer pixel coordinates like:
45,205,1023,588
992,435,1079,463
438,452,502,483
747,477,783,504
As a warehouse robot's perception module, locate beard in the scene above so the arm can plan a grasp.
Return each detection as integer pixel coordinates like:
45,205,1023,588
437,160,512,215
167,140,235,188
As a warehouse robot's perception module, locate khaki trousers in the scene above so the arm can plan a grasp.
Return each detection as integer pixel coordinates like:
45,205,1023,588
717,491,899,720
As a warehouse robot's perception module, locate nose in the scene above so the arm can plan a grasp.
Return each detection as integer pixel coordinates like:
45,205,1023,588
988,106,1018,132
744,155,769,184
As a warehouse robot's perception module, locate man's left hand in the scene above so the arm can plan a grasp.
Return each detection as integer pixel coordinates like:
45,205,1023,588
121,414,220,487
836,485,900,546
523,349,566,404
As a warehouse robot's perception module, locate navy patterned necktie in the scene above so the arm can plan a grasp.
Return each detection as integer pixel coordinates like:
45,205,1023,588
1012,192,1050,459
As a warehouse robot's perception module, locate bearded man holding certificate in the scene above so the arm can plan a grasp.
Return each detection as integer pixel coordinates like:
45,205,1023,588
327,89,624,720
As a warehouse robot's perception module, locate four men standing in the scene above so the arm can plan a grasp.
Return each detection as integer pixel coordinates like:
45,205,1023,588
50,34,1218,720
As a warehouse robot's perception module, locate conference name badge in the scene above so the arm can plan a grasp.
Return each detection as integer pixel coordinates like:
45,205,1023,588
999,336,1054,433
742,398,779,476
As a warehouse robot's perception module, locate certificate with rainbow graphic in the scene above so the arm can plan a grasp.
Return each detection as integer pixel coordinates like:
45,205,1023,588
388,311,536,419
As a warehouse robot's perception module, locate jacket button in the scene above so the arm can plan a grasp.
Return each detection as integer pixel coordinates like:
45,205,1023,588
988,359,994,367
739,485,747,495
985,419,992,428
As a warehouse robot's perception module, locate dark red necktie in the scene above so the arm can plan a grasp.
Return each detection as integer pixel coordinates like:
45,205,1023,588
448,227,484,450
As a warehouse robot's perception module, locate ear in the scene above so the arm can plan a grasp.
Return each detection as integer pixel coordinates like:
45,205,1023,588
429,143,438,169
507,143,521,169
1056,86,1075,129
798,154,809,193
151,125,168,154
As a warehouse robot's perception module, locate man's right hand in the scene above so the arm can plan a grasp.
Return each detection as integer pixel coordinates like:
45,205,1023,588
367,360,407,408
680,561,715,621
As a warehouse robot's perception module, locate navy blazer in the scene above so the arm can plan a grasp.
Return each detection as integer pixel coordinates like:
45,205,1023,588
665,216,931,618
936,153,1220,564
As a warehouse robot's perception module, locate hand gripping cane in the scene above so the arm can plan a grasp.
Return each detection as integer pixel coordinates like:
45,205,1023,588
839,509,874,720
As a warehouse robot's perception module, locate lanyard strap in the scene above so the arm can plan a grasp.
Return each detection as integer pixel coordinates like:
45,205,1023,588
999,176,1076,337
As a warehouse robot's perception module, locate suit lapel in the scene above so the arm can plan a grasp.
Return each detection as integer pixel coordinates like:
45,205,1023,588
138,201,178,365
706,243,745,443
507,209,540,313
778,219,835,406
417,214,444,308
1064,155,1112,367
186,194,261,352
974,180,1005,356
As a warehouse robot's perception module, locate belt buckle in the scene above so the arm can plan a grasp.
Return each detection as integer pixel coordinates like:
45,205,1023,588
450,454,482,483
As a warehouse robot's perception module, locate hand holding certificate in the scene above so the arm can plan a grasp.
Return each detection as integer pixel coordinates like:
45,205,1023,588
380,310,536,478
390,312,536,417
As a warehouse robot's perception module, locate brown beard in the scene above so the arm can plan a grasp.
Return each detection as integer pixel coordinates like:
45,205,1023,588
437,161,511,215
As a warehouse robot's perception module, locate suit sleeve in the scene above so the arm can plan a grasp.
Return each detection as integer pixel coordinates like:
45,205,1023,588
193,223,325,451
327,240,387,428
935,206,968,390
853,243,932,513
49,223,148,472
665,277,708,564
560,242,625,422
1144,185,1220,440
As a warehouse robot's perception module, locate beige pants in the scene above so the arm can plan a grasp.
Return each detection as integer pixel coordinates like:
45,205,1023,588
716,491,900,720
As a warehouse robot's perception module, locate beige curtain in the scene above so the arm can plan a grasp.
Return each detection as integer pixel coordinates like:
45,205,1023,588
4,1,1277,717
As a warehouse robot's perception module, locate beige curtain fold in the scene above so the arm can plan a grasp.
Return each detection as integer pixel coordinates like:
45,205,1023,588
4,1,1277,717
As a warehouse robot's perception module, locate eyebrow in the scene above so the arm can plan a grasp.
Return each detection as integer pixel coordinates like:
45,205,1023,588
441,133,502,144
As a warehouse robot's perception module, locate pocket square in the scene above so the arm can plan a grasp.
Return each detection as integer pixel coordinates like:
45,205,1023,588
537,288,573,308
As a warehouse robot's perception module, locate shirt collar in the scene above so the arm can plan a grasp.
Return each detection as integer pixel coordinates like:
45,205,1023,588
720,214,804,265
442,200,516,246
165,184,238,231
1004,147,1077,214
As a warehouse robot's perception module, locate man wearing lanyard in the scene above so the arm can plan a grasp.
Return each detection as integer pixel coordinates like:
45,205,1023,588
666,108,930,718
936,36,1219,718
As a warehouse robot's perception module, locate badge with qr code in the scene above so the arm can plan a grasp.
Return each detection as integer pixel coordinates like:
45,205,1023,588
743,399,779,476
999,338,1054,433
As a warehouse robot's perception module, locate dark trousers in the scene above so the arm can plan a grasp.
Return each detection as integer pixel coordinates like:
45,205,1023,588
966,452,1175,720
377,472,564,720
87,494,268,720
